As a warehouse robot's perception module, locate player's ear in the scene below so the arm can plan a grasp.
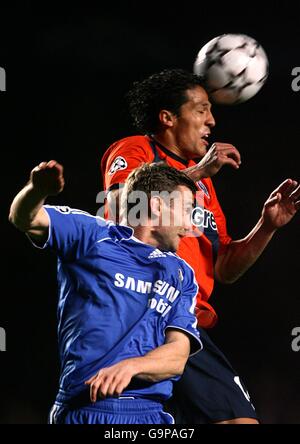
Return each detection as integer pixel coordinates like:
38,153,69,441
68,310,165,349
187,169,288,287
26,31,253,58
149,195,162,218
159,110,176,128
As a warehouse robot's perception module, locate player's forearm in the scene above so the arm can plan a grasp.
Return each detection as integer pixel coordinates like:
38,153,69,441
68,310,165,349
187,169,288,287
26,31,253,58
129,339,190,382
9,182,47,231
215,217,277,284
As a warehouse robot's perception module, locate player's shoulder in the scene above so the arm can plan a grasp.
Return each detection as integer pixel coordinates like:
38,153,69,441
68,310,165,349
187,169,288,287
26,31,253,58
44,205,110,230
172,252,197,281
107,135,151,154
45,205,134,242
101,135,154,176
45,205,97,218
104,135,152,161
118,135,150,146
160,250,191,270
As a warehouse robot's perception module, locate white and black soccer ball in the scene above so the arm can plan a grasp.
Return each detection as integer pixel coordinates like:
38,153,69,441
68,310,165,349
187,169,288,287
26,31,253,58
193,33,269,105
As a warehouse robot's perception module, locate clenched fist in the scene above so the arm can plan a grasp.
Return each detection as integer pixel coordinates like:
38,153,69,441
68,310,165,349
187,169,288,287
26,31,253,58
30,160,64,196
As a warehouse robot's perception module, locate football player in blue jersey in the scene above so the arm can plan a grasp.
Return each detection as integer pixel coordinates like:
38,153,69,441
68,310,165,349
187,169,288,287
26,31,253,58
9,160,203,424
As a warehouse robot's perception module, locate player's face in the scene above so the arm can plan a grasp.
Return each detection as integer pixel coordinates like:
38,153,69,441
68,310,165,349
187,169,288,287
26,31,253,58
154,185,194,252
172,86,215,160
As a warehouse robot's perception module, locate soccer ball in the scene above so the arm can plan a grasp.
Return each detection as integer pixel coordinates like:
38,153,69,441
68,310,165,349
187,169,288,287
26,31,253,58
193,33,269,105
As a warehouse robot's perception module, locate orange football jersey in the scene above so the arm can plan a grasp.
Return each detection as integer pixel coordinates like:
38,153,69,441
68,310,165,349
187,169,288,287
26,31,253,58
101,135,232,328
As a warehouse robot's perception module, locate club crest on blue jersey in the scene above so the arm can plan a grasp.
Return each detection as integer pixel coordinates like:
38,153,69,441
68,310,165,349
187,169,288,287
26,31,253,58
196,180,210,199
108,156,127,176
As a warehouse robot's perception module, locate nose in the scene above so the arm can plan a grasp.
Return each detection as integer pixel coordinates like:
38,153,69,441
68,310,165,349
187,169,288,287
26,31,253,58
206,109,216,128
183,214,193,232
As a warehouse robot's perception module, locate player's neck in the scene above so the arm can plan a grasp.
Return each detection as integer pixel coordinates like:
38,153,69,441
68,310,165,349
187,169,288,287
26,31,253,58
131,226,162,250
152,133,189,160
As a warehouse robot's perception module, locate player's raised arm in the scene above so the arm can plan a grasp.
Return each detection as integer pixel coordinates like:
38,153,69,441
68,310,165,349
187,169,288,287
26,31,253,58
215,178,300,284
9,160,64,243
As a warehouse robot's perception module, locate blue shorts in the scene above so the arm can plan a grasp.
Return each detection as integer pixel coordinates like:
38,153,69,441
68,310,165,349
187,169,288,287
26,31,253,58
49,397,174,424
165,328,258,423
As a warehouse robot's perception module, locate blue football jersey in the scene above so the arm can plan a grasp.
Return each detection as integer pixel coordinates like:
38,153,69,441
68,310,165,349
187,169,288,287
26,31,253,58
32,205,202,403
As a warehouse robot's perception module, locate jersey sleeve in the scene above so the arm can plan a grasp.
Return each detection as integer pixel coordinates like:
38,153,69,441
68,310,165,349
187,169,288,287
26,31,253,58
165,262,202,356
101,138,153,192
206,178,232,255
29,205,110,261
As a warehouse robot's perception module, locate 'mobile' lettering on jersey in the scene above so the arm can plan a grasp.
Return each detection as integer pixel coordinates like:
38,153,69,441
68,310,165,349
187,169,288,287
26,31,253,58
192,207,217,230
148,297,172,318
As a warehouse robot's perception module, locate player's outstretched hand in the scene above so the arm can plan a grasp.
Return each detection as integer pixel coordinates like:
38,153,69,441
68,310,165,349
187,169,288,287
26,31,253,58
262,179,300,230
197,142,241,178
30,160,64,196
85,360,136,402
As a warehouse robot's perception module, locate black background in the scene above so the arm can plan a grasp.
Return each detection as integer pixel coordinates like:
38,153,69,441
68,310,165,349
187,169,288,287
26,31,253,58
1,3,299,424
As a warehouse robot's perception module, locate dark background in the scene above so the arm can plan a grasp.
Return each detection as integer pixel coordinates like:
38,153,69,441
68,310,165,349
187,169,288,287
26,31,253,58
1,3,299,424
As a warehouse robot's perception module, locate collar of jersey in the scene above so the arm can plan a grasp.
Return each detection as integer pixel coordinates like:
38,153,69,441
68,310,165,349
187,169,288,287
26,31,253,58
108,223,134,242
130,235,160,250
149,136,189,167
110,224,166,254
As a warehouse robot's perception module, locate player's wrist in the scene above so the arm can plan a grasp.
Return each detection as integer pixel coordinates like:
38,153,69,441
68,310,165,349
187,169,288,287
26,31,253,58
29,181,52,199
196,163,207,177
259,216,278,235
125,357,145,377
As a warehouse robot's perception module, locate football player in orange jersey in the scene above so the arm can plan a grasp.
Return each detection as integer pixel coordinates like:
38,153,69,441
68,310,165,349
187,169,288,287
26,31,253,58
101,69,300,424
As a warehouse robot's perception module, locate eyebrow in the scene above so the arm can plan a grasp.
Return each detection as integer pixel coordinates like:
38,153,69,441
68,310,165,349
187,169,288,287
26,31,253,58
195,101,211,108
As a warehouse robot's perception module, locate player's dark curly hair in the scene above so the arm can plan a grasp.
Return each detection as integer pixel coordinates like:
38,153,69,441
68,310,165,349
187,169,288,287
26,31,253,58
126,69,205,134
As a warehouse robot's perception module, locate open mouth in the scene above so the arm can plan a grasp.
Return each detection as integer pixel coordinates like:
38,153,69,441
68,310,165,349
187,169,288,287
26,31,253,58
201,134,210,146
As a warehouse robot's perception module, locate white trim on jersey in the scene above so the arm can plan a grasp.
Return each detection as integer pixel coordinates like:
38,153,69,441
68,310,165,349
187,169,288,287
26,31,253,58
164,325,203,356
161,410,175,424
96,237,113,244
26,207,52,250
48,403,62,424
130,235,146,244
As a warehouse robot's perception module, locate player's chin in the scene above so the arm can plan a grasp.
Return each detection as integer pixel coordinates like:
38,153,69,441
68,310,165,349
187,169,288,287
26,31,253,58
171,236,181,252
196,142,208,158
163,238,178,253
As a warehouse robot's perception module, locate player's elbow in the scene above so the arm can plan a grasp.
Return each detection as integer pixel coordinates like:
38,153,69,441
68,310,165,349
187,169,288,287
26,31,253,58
167,334,190,375
8,211,14,226
215,269,239,284
8,211,21,229
154,362,185,381
175,348,190,376
176,360,186,376
8,212,29,232
215,257,240,284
